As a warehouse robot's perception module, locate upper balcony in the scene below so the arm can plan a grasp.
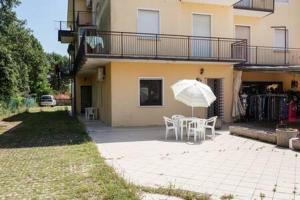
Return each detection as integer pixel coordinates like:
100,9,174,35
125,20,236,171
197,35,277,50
74,28,247,69
57,21,75,44
235,46,300,71
180,0,240,6
234,0,275,17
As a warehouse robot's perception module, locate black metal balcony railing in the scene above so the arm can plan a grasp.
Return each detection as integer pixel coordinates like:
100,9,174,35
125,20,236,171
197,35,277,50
77,11,95,26
76,29,247,63
56,21,75,31
245,46,300,66
234,0,274,12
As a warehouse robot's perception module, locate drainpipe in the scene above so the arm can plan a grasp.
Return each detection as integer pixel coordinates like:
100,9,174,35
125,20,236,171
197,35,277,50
72,0,77,115
73,0,75,30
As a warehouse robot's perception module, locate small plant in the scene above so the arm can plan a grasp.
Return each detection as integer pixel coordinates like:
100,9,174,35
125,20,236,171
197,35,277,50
220,194,234,200
260,193,265,200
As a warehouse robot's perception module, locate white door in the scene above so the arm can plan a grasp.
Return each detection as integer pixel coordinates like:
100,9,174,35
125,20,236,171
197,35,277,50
235,25,250,44
192,14,211,57
235,25,250,61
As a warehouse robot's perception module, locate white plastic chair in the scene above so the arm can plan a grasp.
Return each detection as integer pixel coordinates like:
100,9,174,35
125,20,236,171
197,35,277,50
163,116,178,140
187,119,206,142
85,107,97,120
205,116,218,139
171,115,186,138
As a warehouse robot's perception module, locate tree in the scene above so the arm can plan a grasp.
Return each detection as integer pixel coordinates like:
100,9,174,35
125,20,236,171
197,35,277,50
47,53,71,93
0,46,18,101
0,0,51,99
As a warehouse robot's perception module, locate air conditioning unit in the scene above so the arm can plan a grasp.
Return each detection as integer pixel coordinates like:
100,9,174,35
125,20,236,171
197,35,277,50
97,67,105,81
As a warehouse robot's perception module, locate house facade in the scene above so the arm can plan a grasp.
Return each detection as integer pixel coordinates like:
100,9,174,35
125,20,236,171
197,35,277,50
58,0,300,126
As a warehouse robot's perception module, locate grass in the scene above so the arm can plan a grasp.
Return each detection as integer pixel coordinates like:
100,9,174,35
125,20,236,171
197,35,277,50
0,108,139,199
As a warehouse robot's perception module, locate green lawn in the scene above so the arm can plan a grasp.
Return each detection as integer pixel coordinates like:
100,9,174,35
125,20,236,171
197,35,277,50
0,109,139,199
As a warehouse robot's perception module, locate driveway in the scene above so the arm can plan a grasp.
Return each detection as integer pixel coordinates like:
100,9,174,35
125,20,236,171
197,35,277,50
84,120,300,200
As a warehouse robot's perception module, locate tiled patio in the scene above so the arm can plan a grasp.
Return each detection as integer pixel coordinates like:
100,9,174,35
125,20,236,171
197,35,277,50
84,119,300,200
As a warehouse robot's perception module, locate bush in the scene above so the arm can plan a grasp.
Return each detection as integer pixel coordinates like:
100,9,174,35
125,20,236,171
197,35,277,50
0,96,37,118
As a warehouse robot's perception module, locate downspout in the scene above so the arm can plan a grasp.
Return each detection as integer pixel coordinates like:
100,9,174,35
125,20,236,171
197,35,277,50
72,0,77,115
284,27,287,65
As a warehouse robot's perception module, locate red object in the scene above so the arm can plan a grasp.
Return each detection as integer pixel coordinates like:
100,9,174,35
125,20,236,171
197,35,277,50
288,101,297,122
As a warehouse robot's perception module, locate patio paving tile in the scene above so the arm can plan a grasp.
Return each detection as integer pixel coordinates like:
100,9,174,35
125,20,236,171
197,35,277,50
85,120,299,199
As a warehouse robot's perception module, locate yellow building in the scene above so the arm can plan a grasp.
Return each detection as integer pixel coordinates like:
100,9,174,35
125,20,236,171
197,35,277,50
58,0,300,127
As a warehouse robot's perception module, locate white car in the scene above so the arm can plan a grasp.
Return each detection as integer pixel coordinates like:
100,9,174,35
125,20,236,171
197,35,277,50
40,95,56,107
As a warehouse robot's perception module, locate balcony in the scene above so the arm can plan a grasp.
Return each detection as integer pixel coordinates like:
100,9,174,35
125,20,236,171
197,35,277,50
234,0,274,17
74,29,247,69
235,46,300,70
57,21,75,44
180,0,240,6
77,11,95,27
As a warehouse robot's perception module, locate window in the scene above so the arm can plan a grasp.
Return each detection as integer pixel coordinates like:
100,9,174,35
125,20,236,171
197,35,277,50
139,79,163,106
274,29,288,49
137,9,159,34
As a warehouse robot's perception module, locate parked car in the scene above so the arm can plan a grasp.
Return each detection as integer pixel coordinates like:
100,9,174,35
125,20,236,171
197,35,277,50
40,95,56,107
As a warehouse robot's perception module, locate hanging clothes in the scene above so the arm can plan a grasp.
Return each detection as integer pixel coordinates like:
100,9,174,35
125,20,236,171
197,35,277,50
245,94,288,121
288,100,297,122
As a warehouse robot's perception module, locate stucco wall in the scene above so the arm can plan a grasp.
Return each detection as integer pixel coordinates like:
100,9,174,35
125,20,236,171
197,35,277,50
234,0,300,48
108,61,234,127
110,0,234,38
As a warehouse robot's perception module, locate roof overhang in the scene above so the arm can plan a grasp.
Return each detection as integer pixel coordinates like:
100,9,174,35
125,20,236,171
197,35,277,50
234,8,273,17
235,65,300,72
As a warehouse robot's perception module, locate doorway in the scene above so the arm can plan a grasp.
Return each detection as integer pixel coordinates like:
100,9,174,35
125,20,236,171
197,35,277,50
192,14,211,58
207,79,224,119
81,86,92,113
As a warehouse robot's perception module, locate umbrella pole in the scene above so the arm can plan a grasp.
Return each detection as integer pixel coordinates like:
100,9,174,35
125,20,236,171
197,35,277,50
192,107,194,117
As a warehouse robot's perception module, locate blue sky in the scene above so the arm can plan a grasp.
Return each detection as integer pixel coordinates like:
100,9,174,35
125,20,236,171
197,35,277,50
15,0,68,55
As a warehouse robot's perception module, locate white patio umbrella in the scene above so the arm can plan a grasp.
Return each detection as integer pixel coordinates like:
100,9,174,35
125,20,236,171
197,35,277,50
171,80,216,116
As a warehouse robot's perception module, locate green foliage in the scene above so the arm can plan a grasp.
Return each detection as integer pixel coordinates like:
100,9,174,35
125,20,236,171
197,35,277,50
47,52,71,93
0,97,36,118
0,0,52,101
0,46,18,101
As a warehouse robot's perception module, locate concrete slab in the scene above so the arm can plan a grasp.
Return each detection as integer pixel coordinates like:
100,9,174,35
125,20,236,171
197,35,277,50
83,118,299,200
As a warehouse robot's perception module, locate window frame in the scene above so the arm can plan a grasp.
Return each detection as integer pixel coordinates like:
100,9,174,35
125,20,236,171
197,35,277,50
273,28,289,51
138,77,164,107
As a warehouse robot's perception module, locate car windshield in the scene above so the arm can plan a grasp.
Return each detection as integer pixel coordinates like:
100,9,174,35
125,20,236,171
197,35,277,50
41,96,52,100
